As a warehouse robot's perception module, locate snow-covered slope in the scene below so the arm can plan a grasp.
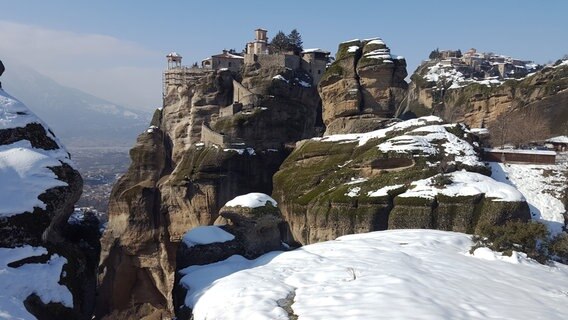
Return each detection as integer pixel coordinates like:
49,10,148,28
490,162,567,235
180,230,568,320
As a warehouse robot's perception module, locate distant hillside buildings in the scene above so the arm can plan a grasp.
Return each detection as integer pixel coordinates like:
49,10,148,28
430,48,541,80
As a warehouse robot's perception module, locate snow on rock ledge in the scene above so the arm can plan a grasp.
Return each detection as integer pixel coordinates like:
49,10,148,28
399,170,524,202
182,226,235,248
224,193,277,208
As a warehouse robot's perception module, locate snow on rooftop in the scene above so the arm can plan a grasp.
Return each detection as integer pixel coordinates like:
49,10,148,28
181,229,568,320
167,52,181,57
399,170,524,202
301,48,329,54
547,135,568,144
469,128,489,135
0,246,73,319
182,226,235,248
484,148,557,156
224,193,277,208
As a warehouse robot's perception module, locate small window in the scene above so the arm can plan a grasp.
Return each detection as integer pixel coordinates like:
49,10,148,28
229,62,232,67
318,70,321,74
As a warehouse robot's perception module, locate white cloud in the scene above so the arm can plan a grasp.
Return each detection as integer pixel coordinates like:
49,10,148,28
0,20,163,110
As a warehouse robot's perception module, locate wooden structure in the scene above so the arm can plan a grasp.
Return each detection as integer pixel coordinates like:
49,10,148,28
483,148,556,164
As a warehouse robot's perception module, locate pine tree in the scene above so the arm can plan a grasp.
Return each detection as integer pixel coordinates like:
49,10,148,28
270,31,290,54
287,29,303,54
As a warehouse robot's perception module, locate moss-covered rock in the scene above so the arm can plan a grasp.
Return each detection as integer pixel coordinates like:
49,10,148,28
272,116,519,245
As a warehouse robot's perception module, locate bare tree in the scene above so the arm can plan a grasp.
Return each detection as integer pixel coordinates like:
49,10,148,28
488,107,551,148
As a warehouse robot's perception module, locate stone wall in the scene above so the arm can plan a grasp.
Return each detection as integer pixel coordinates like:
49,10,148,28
233,79,257,106
301,59,327,85
212,57,243,73
256,54,301,70
219,103,243,118
201,123,227,146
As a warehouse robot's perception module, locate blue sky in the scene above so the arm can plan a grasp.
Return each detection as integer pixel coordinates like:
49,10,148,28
1,0,567,110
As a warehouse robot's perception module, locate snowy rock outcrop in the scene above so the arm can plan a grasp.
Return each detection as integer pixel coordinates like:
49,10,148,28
318,38,408,134
173,193,288,320
0,88,97,319
273,116,530,244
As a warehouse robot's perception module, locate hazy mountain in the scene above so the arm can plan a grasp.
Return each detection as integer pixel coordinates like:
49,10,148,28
2,61,151,148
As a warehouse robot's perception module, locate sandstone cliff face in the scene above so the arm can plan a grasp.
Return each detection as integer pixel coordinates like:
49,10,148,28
318,38,408,134
272,116,530,245
97,65,318,318
403,62,568,136
0,88,96,319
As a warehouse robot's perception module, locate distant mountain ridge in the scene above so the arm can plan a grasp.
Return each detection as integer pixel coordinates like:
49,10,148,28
2,61,150,148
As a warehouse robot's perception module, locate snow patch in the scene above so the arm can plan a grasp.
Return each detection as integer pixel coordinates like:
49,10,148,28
319,116,443,146
344,177,368,185
182,226,235,248
399,170,524,202
224,193,277,208
345,186,361,197
0,246,73,319
272,75,288,83
347,46,360,53
0,140,69,217
367,184,404,197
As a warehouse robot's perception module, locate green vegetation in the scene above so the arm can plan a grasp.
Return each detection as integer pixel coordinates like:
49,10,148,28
361,41,387,55
357,56,390,69
269,29,303,54
150,108,162,127
549,233,568,264
336,40,361,61
432,174,453,187
471,220,549,263
319,63,344,85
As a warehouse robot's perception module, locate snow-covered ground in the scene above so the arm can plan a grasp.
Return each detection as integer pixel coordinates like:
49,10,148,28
180,230,568,320
0,246,73,319
490,162,567,235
